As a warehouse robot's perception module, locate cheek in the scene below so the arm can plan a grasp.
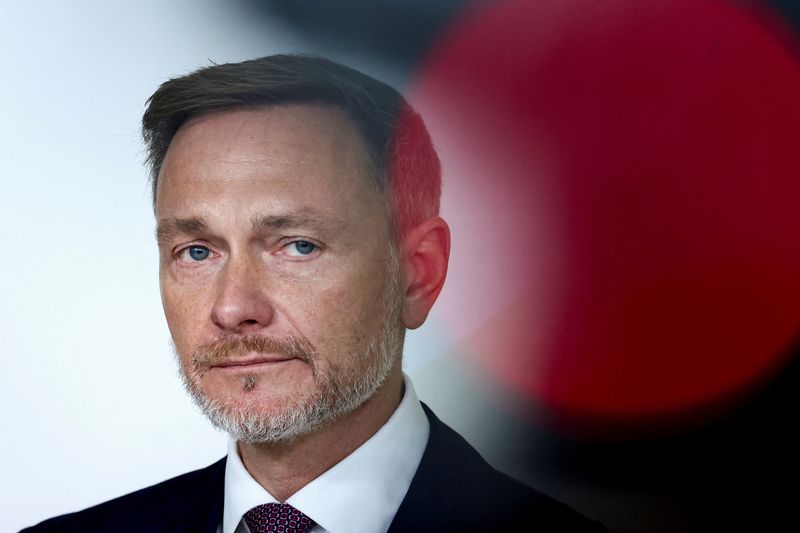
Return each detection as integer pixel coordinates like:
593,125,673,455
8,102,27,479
160,275,213,350
290,265,389,352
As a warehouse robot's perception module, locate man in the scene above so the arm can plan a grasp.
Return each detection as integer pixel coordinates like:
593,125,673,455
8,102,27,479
24,55,605,532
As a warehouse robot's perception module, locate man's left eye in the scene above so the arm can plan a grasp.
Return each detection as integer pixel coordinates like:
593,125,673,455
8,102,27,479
285,240,318,257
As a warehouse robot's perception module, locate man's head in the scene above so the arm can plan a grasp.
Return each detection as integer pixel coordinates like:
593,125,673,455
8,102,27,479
143,56,449,443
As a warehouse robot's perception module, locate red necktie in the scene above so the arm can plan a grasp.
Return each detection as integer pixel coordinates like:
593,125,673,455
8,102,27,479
243,503,316,533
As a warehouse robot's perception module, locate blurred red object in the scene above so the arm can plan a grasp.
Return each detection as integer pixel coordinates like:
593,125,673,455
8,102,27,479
413,0,800,430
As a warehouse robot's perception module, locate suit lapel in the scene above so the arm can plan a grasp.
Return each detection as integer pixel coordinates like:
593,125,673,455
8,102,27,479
170,457,227,533
388,403,470,532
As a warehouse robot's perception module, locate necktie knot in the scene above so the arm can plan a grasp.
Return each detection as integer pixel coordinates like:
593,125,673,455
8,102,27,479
244,502,316,533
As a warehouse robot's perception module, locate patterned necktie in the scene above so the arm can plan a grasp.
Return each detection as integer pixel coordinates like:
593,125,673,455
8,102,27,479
244,503,316,533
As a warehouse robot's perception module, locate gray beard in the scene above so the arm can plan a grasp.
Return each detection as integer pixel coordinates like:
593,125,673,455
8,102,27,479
176,247,403,444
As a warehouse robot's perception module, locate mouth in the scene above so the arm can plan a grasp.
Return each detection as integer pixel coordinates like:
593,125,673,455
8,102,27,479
210,355,296,371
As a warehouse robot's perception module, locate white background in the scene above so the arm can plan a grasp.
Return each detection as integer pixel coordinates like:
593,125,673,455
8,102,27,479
0,2,522,531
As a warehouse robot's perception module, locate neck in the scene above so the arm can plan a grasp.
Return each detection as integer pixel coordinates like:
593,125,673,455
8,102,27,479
236,366,404,502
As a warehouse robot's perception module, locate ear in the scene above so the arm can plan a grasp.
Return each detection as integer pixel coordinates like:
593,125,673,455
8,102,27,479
400,216,451,329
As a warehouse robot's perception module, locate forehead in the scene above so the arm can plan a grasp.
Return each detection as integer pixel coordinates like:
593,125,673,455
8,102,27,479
155,104,386,229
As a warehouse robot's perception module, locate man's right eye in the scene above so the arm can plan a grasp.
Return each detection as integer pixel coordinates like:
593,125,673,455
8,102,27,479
181,245,210,261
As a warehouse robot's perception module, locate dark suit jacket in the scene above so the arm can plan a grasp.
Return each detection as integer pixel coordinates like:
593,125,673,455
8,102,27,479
22,404,606,532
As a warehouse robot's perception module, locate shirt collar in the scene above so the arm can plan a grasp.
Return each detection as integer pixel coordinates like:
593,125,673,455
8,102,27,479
222,374,429,533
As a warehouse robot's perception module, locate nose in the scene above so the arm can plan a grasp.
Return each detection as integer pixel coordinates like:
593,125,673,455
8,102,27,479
210,253,274,334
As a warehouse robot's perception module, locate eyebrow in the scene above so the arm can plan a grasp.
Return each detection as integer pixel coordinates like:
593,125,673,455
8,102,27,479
155,212,345,244
250,213,345,235
155,216,208,245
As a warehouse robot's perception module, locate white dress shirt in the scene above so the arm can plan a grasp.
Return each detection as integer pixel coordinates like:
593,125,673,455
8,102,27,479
219,374,430,533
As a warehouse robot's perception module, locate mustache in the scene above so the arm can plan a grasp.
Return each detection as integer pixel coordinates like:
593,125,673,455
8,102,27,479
190,334,317,371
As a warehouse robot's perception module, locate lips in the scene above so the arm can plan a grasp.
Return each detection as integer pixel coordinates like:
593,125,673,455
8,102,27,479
190,335,317,378
211,355,295,369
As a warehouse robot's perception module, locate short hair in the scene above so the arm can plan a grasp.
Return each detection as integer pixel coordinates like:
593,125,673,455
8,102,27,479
142,54,441,242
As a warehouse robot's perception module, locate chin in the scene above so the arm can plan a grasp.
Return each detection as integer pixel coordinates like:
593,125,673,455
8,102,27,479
199,388,342,444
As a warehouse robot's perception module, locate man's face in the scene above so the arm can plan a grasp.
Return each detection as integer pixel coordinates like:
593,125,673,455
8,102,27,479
155,105,403,442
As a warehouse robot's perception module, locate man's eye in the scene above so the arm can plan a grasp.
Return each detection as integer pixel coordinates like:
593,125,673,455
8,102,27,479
285,240,318,257
182,245,210,261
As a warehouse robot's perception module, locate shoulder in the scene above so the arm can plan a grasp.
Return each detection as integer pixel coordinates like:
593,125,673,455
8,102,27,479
390,404,607,532
20,458,226,533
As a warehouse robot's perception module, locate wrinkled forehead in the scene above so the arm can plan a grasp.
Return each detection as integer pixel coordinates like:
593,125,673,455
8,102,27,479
157,103,383,202
155,105,391,238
